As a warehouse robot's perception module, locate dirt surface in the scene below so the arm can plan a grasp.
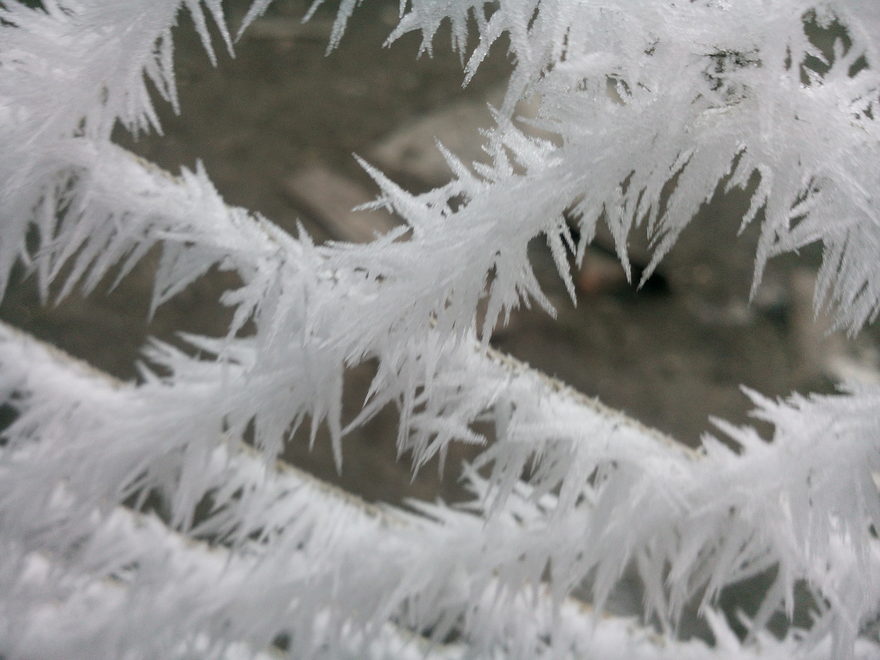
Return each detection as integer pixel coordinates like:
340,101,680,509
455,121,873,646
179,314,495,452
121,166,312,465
3,0,876,510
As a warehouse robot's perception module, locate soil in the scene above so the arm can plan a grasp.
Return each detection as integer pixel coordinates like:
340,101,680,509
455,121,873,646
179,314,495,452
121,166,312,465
6,0,880,645
1,0,867,507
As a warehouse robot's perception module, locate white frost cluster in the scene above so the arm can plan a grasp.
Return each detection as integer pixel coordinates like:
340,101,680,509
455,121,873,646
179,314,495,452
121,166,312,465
0,1,879,658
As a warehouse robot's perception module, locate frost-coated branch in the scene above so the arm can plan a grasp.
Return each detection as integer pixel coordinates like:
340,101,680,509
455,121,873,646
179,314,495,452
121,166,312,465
0,0,234,294
383,0,880,332
2,323,879,659
13,138,877,656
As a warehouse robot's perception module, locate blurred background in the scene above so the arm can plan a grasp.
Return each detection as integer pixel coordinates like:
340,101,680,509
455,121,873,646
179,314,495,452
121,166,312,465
3,0,878,510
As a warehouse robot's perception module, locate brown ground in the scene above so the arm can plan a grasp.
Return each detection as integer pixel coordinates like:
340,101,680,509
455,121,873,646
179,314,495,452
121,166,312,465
7,0,880,643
